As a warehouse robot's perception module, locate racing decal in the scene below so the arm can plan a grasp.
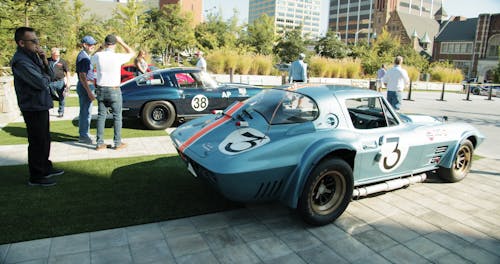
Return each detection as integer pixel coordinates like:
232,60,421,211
218,128,270,155
191,94,209,112
238,88,247,96
178,101,244,153
222,91,231,98
378,135,409,173
426,128,448,141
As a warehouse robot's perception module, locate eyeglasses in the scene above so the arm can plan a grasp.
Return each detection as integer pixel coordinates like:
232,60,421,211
23,39,40,44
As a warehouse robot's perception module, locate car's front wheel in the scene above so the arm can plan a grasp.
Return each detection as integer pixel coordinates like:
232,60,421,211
141,101,176,130
438,139,474,182
298,158,353,226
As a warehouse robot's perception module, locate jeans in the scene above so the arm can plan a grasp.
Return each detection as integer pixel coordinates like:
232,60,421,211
50,80,65,115
22,110,53,179
387,90,402,111
96,86,123,147
77,81,95,139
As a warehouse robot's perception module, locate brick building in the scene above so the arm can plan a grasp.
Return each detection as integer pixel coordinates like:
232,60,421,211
433,13,500,81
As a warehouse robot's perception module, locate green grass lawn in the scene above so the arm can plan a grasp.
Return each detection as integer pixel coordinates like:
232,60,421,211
0,119,167,145
0,154,240,244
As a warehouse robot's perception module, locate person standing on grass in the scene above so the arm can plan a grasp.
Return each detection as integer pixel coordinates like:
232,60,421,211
288,53,307,83
10,27,64,186
91,34,135,151
76,35,98,144
48,47,70,117
383,56,409,111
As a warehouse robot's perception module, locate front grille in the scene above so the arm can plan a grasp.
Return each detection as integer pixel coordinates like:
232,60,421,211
254,179,284,199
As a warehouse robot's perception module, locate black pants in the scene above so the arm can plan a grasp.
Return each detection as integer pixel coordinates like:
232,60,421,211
22,110,52,179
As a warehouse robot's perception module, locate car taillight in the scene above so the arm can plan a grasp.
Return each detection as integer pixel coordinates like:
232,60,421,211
212,110,223,115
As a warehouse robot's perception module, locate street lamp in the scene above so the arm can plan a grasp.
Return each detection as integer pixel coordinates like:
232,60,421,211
354,28,369,45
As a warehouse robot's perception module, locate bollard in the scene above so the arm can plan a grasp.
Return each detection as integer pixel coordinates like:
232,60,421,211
464,84,472,101
486,85,493,101
437,82,446,101
404,81,413,101
229,68,234,83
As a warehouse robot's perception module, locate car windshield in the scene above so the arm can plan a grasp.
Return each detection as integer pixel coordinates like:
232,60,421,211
195,71,218,89
243,89,319,124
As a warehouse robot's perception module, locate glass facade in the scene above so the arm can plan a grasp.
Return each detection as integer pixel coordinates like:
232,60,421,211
249,0,322,39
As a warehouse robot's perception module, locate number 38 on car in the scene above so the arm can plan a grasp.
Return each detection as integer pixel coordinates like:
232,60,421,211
170,85,485,226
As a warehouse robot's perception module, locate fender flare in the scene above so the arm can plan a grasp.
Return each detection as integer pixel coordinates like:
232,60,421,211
279,138,356,209
439,133,479,168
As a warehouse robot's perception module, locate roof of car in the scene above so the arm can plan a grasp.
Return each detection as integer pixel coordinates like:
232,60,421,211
277,84,380,100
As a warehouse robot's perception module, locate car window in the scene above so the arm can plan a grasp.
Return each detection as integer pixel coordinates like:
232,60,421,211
175,73,197,87
346,97,398,129
136,72,166,86
243,89,319,124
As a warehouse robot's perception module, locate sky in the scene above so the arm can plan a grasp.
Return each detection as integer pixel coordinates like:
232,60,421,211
203,0,500,33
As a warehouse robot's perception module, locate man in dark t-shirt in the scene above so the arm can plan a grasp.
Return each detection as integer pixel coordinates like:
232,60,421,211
48,47,70,117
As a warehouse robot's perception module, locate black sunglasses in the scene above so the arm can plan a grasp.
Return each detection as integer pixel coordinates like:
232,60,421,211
23,39,40,44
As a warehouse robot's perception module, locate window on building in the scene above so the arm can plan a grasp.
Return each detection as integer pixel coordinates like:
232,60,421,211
486,34,500,58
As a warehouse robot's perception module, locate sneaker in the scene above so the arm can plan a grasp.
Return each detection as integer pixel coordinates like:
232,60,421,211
78,137,94,144
58,113,64,118
114,142,127,150
45,168,64,178
96,144,107,151
28,177,56,187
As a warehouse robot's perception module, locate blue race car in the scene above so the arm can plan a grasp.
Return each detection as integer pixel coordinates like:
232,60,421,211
170,85,484,225
120,67,262,129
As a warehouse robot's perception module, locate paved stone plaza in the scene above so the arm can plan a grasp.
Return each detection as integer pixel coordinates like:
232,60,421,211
0,91,499,264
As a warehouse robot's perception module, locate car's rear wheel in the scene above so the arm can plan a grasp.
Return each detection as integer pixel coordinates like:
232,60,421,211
142,101,176,130
298,158,353,226
438,139,474,182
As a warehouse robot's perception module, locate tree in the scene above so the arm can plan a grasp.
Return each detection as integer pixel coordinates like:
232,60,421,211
243,14,275,55
314,31,349,59
109,0,147,49
194,9,241,51
144,4,194,65
273,28,307,63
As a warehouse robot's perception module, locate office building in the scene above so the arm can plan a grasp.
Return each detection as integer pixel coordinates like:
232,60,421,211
329,0,443,44
249,0,322,39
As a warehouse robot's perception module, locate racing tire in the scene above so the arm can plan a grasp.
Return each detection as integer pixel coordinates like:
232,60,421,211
438,139,474,183
298,158,353,226
141,101,176,130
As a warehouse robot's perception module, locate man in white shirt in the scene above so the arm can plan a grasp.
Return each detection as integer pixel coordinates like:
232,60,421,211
383,56,409,111
288,53,307,83
195,51,207,71
91,35,135,150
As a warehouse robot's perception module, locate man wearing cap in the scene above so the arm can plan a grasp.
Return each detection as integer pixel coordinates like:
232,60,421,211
76,35,97,144
91,35,135,150
288,53,307,83
195,51,206,72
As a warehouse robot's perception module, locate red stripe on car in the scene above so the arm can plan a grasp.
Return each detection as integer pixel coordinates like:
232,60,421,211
179,102,244,153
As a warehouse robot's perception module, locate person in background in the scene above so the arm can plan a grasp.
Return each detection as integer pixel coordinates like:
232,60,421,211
288,53,307,83
195,51,206,72
91,34,135,151
134,50,148,75
383,56,410,111
376,64,386,92
48,47,70,117
10,27,64,186
76,35,97,144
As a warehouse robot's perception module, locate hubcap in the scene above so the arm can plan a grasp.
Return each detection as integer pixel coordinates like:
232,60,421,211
152,107,166,121
311,171,346,215
455,145,471,172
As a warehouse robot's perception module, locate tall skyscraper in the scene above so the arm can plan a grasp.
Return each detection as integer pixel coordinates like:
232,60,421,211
249,0,322,39
160,0,203,25
329,0,442,44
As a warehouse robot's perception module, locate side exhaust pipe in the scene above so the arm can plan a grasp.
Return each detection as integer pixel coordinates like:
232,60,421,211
353,173,427,198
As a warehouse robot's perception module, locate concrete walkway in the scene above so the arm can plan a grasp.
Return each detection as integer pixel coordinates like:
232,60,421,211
1,92,499,264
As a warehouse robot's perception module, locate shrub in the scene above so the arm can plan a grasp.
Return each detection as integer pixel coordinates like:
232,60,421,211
206,51,225,74
404,66,420,82
237,54,253,75
253,55,273,75
309,56,329,77
429,66,464,83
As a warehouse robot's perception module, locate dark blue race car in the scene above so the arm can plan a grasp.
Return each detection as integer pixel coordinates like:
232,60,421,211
120,67,263,129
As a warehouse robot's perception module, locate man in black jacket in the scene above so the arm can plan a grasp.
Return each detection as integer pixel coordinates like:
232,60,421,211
10,27,64,186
